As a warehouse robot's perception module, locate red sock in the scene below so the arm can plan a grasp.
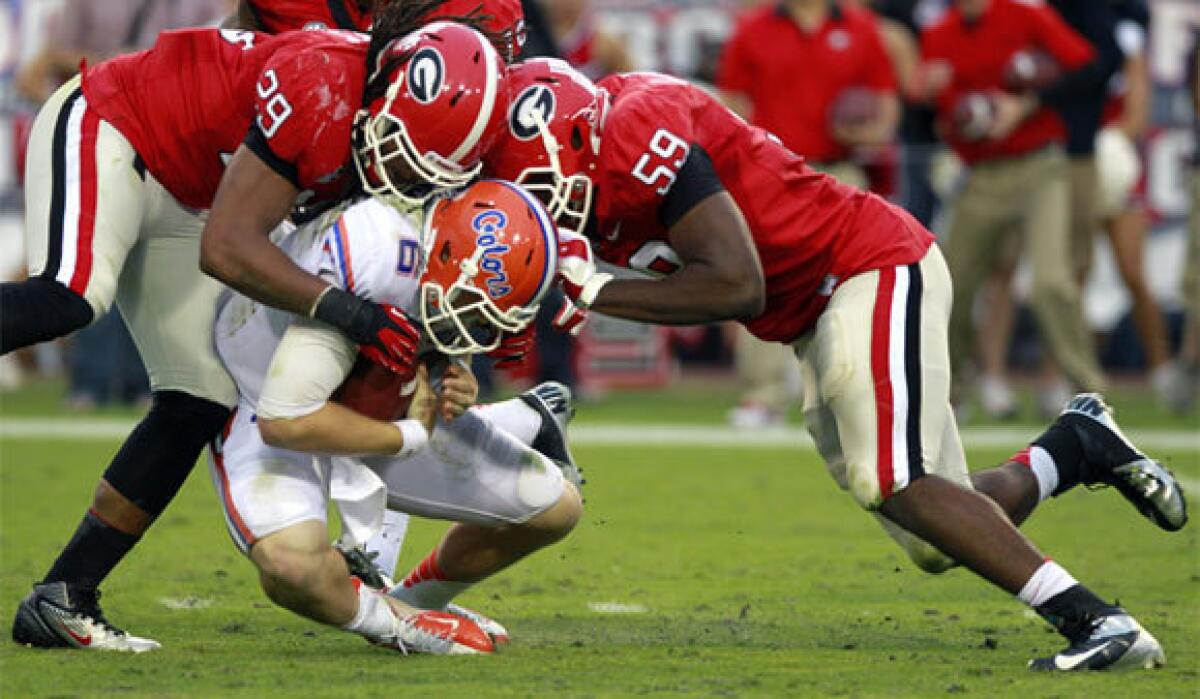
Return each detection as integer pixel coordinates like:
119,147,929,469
400,548,446,588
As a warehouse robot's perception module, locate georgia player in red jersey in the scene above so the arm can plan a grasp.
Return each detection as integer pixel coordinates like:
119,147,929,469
485,60,1184,671
5,4,513,652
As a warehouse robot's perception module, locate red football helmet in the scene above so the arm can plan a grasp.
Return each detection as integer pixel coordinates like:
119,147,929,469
482,58,608,237
425,0,526,63
418,179,559,355
354,21,509,205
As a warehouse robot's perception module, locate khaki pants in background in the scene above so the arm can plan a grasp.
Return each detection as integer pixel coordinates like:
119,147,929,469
1067,156,1099,279
734,326,796,414
944,146,1106,400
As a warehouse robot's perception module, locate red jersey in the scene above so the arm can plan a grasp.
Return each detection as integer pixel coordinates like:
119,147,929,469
921,0,1094,165
717,4,897,163
246,0,373,32
592,73,933,343
81,28,367,210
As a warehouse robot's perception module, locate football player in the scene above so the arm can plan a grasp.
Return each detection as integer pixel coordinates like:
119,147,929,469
7,9,512,651
484,60,1188,671
209,180,581,655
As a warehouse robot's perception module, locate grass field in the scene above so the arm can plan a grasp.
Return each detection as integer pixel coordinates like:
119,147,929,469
1,379,1197,697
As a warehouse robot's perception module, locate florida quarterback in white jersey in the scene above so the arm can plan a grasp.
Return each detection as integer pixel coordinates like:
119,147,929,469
210,181,582,654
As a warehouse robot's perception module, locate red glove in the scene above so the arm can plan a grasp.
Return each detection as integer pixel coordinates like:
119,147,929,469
553,299,589,336
357,303,420,376
489,326,535,368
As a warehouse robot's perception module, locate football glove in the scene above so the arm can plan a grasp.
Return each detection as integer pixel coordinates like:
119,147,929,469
312,286,420,376
552,299,589,336
489,326,535,368
557,230,612,311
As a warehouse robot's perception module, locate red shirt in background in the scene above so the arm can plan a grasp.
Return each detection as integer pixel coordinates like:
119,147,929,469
716,2,897,164
245,0,373,32
592,72,932,343
920,0,1094,165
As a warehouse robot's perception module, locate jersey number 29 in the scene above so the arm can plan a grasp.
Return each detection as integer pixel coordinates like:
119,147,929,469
631,129,689,195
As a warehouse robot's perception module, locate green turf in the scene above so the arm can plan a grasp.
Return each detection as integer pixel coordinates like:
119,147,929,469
1,415,1197,697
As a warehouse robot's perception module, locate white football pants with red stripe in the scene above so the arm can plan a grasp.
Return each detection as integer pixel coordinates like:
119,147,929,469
23,76,235,405
795,245,967,573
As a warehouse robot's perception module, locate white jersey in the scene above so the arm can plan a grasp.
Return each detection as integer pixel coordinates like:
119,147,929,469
214,198,427,411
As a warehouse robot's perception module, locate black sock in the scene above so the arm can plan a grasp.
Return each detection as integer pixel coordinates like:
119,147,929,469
43,511,139,591
1032,422,1085,496
1,278,94,354
1035,584,1114,642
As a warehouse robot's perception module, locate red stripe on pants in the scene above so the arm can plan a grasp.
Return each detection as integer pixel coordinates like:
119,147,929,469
871,267,897,500
68,107,100,294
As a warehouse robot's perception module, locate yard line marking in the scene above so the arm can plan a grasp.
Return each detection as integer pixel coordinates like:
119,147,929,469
587,602,647,614
1,418,1198,453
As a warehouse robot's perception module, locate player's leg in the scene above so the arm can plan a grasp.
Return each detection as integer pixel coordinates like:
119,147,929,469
374,409,582,613
804,246,1164,670
347,380,582,592
9,84,198,653
211,407,492,654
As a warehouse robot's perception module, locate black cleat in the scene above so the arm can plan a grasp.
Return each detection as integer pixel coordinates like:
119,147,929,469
1029,609,1164,671
1055,394,1188,531
12,582,159,652
519,382,583,489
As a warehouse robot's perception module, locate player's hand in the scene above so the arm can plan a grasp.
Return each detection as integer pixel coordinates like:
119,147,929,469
312,286,419,375
489,326,535,368
557,230,612,310
408,364,437,435
438,362,478,421
552,298,589,336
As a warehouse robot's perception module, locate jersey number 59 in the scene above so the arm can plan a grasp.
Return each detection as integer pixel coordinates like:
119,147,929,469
631,129,689,195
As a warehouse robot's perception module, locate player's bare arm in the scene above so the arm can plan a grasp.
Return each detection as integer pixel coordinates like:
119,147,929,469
256,322,435,455
588,191,765,325
199,146,328,315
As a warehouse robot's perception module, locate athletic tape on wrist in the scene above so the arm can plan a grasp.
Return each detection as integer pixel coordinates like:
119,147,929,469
393,419,429,458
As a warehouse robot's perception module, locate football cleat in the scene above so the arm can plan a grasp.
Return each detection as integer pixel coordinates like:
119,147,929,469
387,610,494,655
342,545,511,645
445,603,510,646
519,381,583,489
1056,393,1188,531
12,582,160,653
1029,609,1165,671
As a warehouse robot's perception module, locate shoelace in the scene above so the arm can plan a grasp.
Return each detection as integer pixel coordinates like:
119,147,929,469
72,589,127,638
392,616,454,655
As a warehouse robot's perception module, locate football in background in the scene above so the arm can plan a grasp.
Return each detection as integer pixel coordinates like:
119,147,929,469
828,87,882,130
331,355,416,421
951,91,997,142
1003,49,1062,92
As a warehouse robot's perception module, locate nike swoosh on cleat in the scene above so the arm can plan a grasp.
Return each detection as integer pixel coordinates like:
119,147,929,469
1054,635,1135,670
43,604,92,647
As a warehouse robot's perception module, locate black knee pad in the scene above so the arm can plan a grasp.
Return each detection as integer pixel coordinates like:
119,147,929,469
0,277,94,354
102,390,231,517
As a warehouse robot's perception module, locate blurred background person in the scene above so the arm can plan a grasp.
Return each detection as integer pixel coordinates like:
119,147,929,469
11,0,227,409
1183,30,1200,403
541,0,633,79
716,0,900,427
920,0,1108,415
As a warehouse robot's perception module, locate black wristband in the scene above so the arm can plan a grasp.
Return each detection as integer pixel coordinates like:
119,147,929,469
312,286,375,345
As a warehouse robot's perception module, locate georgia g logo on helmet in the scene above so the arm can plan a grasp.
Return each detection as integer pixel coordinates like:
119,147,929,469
407,46,446,105
510,84,556,141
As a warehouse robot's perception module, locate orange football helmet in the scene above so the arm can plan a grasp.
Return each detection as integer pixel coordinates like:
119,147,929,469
419,179,559,355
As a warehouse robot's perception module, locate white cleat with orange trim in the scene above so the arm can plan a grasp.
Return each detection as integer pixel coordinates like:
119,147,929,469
386,610,495,655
